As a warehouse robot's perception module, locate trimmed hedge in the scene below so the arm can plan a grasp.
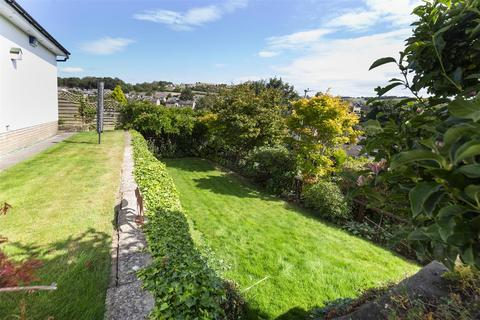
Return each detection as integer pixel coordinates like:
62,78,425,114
130,130,228,319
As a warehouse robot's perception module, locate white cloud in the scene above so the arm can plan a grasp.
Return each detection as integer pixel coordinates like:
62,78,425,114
255,0,422,96
258,50,278,58
134,0,248,31
326,0,421,30
233,75,265,83
80,37,134,55
274,29,411,96
214,63,226,68
61,67,84,73
327,10,380,30
266,28,332,50
223,0,248,13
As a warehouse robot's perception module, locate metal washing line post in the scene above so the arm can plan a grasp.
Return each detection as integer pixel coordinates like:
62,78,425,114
97,81,104,144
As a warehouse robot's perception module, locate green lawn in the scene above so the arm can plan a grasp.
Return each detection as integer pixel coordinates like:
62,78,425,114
165,158,419,319
0,131,124,319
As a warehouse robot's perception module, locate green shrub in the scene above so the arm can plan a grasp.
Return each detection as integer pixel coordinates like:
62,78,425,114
130,131,243,319
302,180,351,221
122,102,207,157
366,0,480,269
342,221,393,244
243,146,296,195
334,156,370,192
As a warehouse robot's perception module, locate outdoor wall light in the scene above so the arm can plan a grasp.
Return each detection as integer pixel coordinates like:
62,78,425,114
29,35,38,47
10,47,23,60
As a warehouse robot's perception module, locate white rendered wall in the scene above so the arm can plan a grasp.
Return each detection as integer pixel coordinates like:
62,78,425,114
0,14,58,134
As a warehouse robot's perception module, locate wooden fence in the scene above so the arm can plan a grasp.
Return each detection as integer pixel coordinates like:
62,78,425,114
58,90,121,131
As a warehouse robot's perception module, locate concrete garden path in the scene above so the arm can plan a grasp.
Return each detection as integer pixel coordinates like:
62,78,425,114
105,132,154,320
0,132,74,171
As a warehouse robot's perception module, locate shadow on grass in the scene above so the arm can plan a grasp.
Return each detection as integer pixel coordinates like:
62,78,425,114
192,173,263,199
245,304,322,320
164,157,215,172
0,228,111,320
62,140,97,145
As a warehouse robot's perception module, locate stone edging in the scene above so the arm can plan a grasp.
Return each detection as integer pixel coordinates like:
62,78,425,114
105,131,154,320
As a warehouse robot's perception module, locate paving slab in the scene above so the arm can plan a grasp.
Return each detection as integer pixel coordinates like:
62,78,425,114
106,281,155,320
0,132,74,172
105,131,154,320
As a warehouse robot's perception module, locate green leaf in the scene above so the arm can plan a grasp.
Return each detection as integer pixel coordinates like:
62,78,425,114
443,123,478,150
423,191,445,216
436,205,463,241
465,185,480,205
448,98,480,122
461,246,475,266
369,57,397,70
466,73,480,80
454,140,480,164
160,303,169,311
391,150,446,169
457,164,480,178
408,229,430,241
409,182,442,217
394,97,419,108
362,119,383,133
375,82,403,97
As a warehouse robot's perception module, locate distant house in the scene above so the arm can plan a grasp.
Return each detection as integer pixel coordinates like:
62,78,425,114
165,97,179,107
178,100,196,109
0,0,69,155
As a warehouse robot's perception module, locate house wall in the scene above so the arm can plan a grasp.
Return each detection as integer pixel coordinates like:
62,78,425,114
0,14,59,155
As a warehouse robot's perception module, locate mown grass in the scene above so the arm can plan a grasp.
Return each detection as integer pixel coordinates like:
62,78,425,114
165,158,420,319
0,131,124,319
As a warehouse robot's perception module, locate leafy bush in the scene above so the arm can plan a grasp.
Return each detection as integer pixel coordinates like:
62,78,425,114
365,0,480,269
342,221,393,244
243,146,296,195
202,83,288,164
302,180,351,221
110,85,128,106
334,157,370,192
122,102,208,157
405,0,480,97
130,131,243,319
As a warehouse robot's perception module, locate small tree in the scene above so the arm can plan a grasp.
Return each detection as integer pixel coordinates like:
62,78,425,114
205,84,287,163
76,96,96,131
1,202,42,288
179,88,194,101
287,94,360,181
111,85,128,106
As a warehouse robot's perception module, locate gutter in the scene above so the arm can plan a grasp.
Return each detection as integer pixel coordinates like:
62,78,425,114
4,0,70,61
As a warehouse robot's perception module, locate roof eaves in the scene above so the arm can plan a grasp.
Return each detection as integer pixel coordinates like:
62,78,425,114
4,0,70,60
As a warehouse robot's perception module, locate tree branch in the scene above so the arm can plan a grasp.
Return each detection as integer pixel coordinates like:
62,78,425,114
0,284,57,292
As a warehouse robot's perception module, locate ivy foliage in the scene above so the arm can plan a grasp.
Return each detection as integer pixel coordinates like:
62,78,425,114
130,131,231,319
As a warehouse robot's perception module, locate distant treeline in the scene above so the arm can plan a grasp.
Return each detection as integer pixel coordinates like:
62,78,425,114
57,77,231,94
57,77,175,93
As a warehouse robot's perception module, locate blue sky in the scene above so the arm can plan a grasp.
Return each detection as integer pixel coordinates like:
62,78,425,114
20,0,420,96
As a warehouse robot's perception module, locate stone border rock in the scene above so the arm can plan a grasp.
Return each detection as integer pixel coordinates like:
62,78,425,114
105,131,154,320
335,261,449,320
